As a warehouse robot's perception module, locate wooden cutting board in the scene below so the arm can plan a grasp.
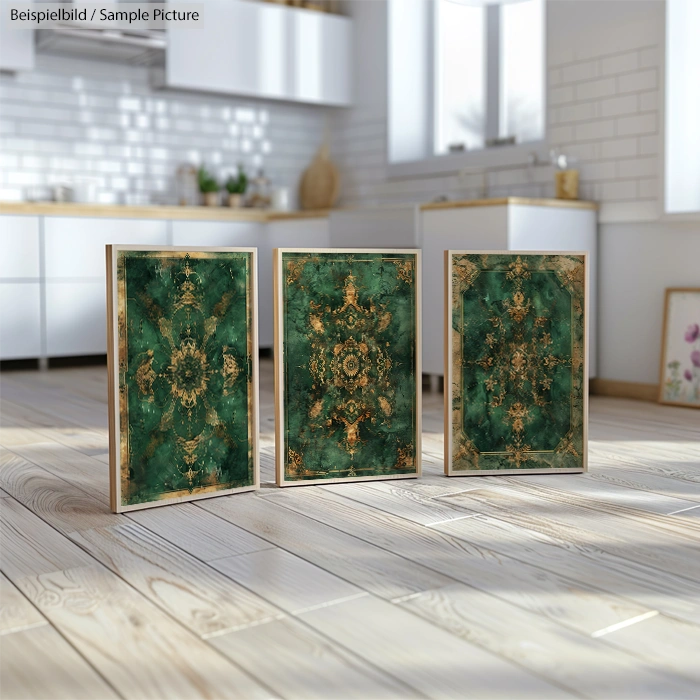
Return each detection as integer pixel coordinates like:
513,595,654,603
299,142,340,211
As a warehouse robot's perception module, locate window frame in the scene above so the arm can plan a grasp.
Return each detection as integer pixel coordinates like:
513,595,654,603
386,0,548,180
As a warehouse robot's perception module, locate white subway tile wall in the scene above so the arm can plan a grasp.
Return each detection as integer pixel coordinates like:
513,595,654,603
0,55,326,205
331,44,661,212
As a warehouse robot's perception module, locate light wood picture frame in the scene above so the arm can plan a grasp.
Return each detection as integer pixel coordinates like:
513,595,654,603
274,248,422,486
658,287,700,408
445,250,589,476
107,245,259,513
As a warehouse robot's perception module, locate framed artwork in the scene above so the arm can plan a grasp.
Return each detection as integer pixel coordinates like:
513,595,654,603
445,251,588,476
274,248,421,486
659,288,700,408
106,246,259,513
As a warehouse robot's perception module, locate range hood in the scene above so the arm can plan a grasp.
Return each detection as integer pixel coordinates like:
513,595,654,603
35,1,166,65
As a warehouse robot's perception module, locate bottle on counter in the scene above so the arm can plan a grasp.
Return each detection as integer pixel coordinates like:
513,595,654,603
246,169,272,209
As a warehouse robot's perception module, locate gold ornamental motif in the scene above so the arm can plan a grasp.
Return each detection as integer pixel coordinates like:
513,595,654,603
168,337,211,410
302,268,407,468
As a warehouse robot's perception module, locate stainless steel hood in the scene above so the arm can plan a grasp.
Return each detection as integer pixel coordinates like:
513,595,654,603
35,1,166,65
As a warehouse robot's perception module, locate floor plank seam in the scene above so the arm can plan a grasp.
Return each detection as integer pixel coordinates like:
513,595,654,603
291,592,370,615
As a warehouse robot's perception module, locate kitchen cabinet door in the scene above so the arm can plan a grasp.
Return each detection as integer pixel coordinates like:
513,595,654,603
166,0,351,106
0,216,40,279
45,281,107,357
44,217,168,279
0,283,41,360
291,9,352,106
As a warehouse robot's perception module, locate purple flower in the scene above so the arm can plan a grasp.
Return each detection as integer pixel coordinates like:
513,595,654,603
684,369,693,382
692,350,700,368
686,323,700,343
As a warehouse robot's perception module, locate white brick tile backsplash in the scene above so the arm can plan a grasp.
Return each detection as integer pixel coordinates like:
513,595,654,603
600,51,639,76
0,54,324,204
557,102,599,124
638,46,660,70
548,67,563,86
617,69,657,94
599,94,638,118
600,180,637,200
574,77,617,102
548,124,574,145
574,119,615,142
638,91,658,113
1,37,664,213
550,85,574,106
580,161,617,181
637,134,659,155
617,156,658,179
637,178,658,199
561,59,600,84
616,113,657,137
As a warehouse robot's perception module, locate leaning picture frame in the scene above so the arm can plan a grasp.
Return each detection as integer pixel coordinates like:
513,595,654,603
658,287,700,408
106,245,259,512
445,250,589,476
274,248,422,486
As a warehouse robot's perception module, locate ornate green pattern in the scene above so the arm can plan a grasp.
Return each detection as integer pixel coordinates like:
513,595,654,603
117,250,255,506
450,253,585,472
280,251,418,482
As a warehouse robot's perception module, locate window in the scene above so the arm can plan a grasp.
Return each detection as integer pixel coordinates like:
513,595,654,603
389,0,546,172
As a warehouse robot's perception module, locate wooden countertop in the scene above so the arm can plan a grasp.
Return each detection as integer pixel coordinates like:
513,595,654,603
0,201,332,222
0,197,598,221
420,197,598,212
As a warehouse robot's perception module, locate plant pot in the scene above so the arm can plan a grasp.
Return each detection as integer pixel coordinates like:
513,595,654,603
228,193,243,208
202,191,219,207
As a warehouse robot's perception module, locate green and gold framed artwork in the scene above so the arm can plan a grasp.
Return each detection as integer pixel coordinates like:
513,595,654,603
274,248,421,486
106,246,259,512
445,251,588,476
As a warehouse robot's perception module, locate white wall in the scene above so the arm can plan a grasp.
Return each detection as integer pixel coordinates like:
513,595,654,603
599,222,700,384
332,0,700,387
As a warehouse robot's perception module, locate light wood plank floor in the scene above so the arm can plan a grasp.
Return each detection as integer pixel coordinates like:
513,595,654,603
1,361,700,699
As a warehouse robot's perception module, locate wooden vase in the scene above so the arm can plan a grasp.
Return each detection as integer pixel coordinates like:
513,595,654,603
555,170,579,200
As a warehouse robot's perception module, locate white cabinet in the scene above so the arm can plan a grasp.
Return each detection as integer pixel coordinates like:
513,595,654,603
0,0,34,72
0,283,41,359
421,203,598,377
45,281,106,357
0,215,41,360
44,217,168,279
166,0,352,106
291,10,351,106
0,216,40,278
43,216,167,356
329,206,419,249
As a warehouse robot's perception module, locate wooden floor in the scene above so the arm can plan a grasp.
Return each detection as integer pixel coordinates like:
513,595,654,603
1,361,700,700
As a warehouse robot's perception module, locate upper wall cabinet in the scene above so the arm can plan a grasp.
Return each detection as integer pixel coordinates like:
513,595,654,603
165,0,352,106
0,0,35,71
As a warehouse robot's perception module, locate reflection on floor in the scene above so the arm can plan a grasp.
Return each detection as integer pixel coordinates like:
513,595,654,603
1,360,700,699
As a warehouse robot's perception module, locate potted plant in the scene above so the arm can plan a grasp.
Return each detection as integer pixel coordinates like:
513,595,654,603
197,166,219,206
225,166,248,208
